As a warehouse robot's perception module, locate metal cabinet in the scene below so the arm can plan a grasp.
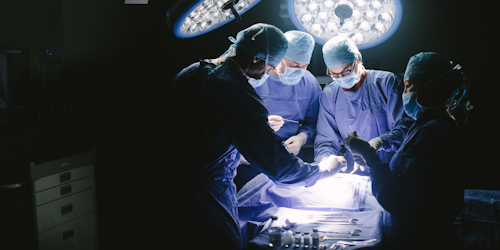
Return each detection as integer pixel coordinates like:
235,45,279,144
0,148,97,250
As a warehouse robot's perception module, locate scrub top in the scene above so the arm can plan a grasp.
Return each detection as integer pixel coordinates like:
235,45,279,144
314,70,414,169
365,113,464,249
255,70,321,145
164,60,322,249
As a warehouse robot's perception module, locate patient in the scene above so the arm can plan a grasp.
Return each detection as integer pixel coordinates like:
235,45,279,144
345,52,467,249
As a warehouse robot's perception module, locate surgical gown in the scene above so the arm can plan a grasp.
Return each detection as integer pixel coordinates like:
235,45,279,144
234,71,321,189
255,70,321,145
364,112,464,249
164,60,321,250
314,70,414,170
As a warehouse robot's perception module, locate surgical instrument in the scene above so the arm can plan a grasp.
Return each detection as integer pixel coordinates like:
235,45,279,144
318,229,361,236
283,118,299,123
308,215,348,219
318,236,372,241
317,219,358,223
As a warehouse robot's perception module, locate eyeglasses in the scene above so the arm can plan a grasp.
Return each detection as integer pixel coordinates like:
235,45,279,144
327,63,354,79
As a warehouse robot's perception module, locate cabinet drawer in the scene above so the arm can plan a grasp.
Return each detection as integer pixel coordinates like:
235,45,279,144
37,188,94,232
63,236,96,250
35,165,93,192
38,212,95,250
36,176,93,206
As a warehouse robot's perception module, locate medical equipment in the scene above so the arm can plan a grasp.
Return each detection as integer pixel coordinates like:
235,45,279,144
303,231,312,248
312,229,320,248
319,236,373,241
316,219,358,223
283,227,294,247
268,215,282,248
283,118,299,123
308,215,348,219
318,229,361,236
294,231,302,248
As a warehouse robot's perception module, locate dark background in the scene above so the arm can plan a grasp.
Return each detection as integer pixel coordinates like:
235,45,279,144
0,0,496,249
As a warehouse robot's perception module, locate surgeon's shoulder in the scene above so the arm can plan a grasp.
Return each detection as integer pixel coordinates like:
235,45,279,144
321,80,340,95
420,118,458,141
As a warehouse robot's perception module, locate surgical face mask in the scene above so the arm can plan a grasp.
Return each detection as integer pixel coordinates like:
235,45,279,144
277,61,306,85
334,71,361,89
402,91,425,120
247,72,269,88
228,57,270,88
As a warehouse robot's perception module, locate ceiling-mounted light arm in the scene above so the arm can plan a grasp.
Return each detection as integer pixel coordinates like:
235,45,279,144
335,1,353,27
222,0,242,22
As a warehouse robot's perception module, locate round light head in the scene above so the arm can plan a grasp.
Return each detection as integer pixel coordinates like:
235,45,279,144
288,0,403,49
167,0,262,38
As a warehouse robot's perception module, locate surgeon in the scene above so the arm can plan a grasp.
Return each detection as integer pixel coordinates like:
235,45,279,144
345,52,466,249
315,36,414,174
234,30,325,190
161,23,345,250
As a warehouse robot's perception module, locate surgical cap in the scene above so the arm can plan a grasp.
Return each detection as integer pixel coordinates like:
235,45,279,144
234,23,288,67
322,36,361,68
404,52,463,85
283,30,315,63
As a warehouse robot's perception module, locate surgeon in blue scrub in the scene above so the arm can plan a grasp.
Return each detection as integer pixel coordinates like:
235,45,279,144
345,52,466,249
234,30,325,190
315,36,414,174
163,23,344,250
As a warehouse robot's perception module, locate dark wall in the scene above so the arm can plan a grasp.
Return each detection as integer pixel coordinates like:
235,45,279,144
0,0,497,249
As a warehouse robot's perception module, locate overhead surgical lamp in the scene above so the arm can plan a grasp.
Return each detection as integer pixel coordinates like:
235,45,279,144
167,0,262,38
286,0,403,49
166,0,402,49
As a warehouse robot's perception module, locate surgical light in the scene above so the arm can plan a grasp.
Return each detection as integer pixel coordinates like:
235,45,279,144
167,0,261,38
287,0,403,49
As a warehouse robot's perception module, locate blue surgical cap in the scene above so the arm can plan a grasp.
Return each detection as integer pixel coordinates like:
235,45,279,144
283,30,315,63
322,36,361,68
404,52,463,85
234,23,288,67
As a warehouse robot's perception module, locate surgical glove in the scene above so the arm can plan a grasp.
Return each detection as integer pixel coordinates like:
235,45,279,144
240,155,250,165
345,131,377,162
318,155,347,179
268,115,285,132
368,137,383,151
284,132,307,155
353,156,366,172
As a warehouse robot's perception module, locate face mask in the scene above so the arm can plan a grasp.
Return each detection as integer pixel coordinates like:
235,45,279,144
334,71,361,89
277,61,306,85
247,72,269,88
402,91,425,120
228,58,270,88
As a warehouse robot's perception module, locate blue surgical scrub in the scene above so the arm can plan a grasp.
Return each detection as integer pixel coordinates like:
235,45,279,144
234,71,322,189
165,60,321,250
255,70,321,145
314,70,414,170
365,112,464,249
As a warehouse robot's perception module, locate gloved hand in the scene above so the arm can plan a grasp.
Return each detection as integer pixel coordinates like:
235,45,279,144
268,115,285,132
353,156,366,172
368,137,383,151
345,131,378,162
318,155,347,179
284,132,307,155
240,155,250,165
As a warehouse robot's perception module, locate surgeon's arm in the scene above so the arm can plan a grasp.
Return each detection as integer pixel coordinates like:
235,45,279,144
377,73,415,152
298,72,322,145
314,90,343,162
364,126,455,219
220,81,321,187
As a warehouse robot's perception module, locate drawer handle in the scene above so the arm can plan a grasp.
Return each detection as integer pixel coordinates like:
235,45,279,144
60,172,71,183
62,204,73,215
60,185,72,196
63,229,74,241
